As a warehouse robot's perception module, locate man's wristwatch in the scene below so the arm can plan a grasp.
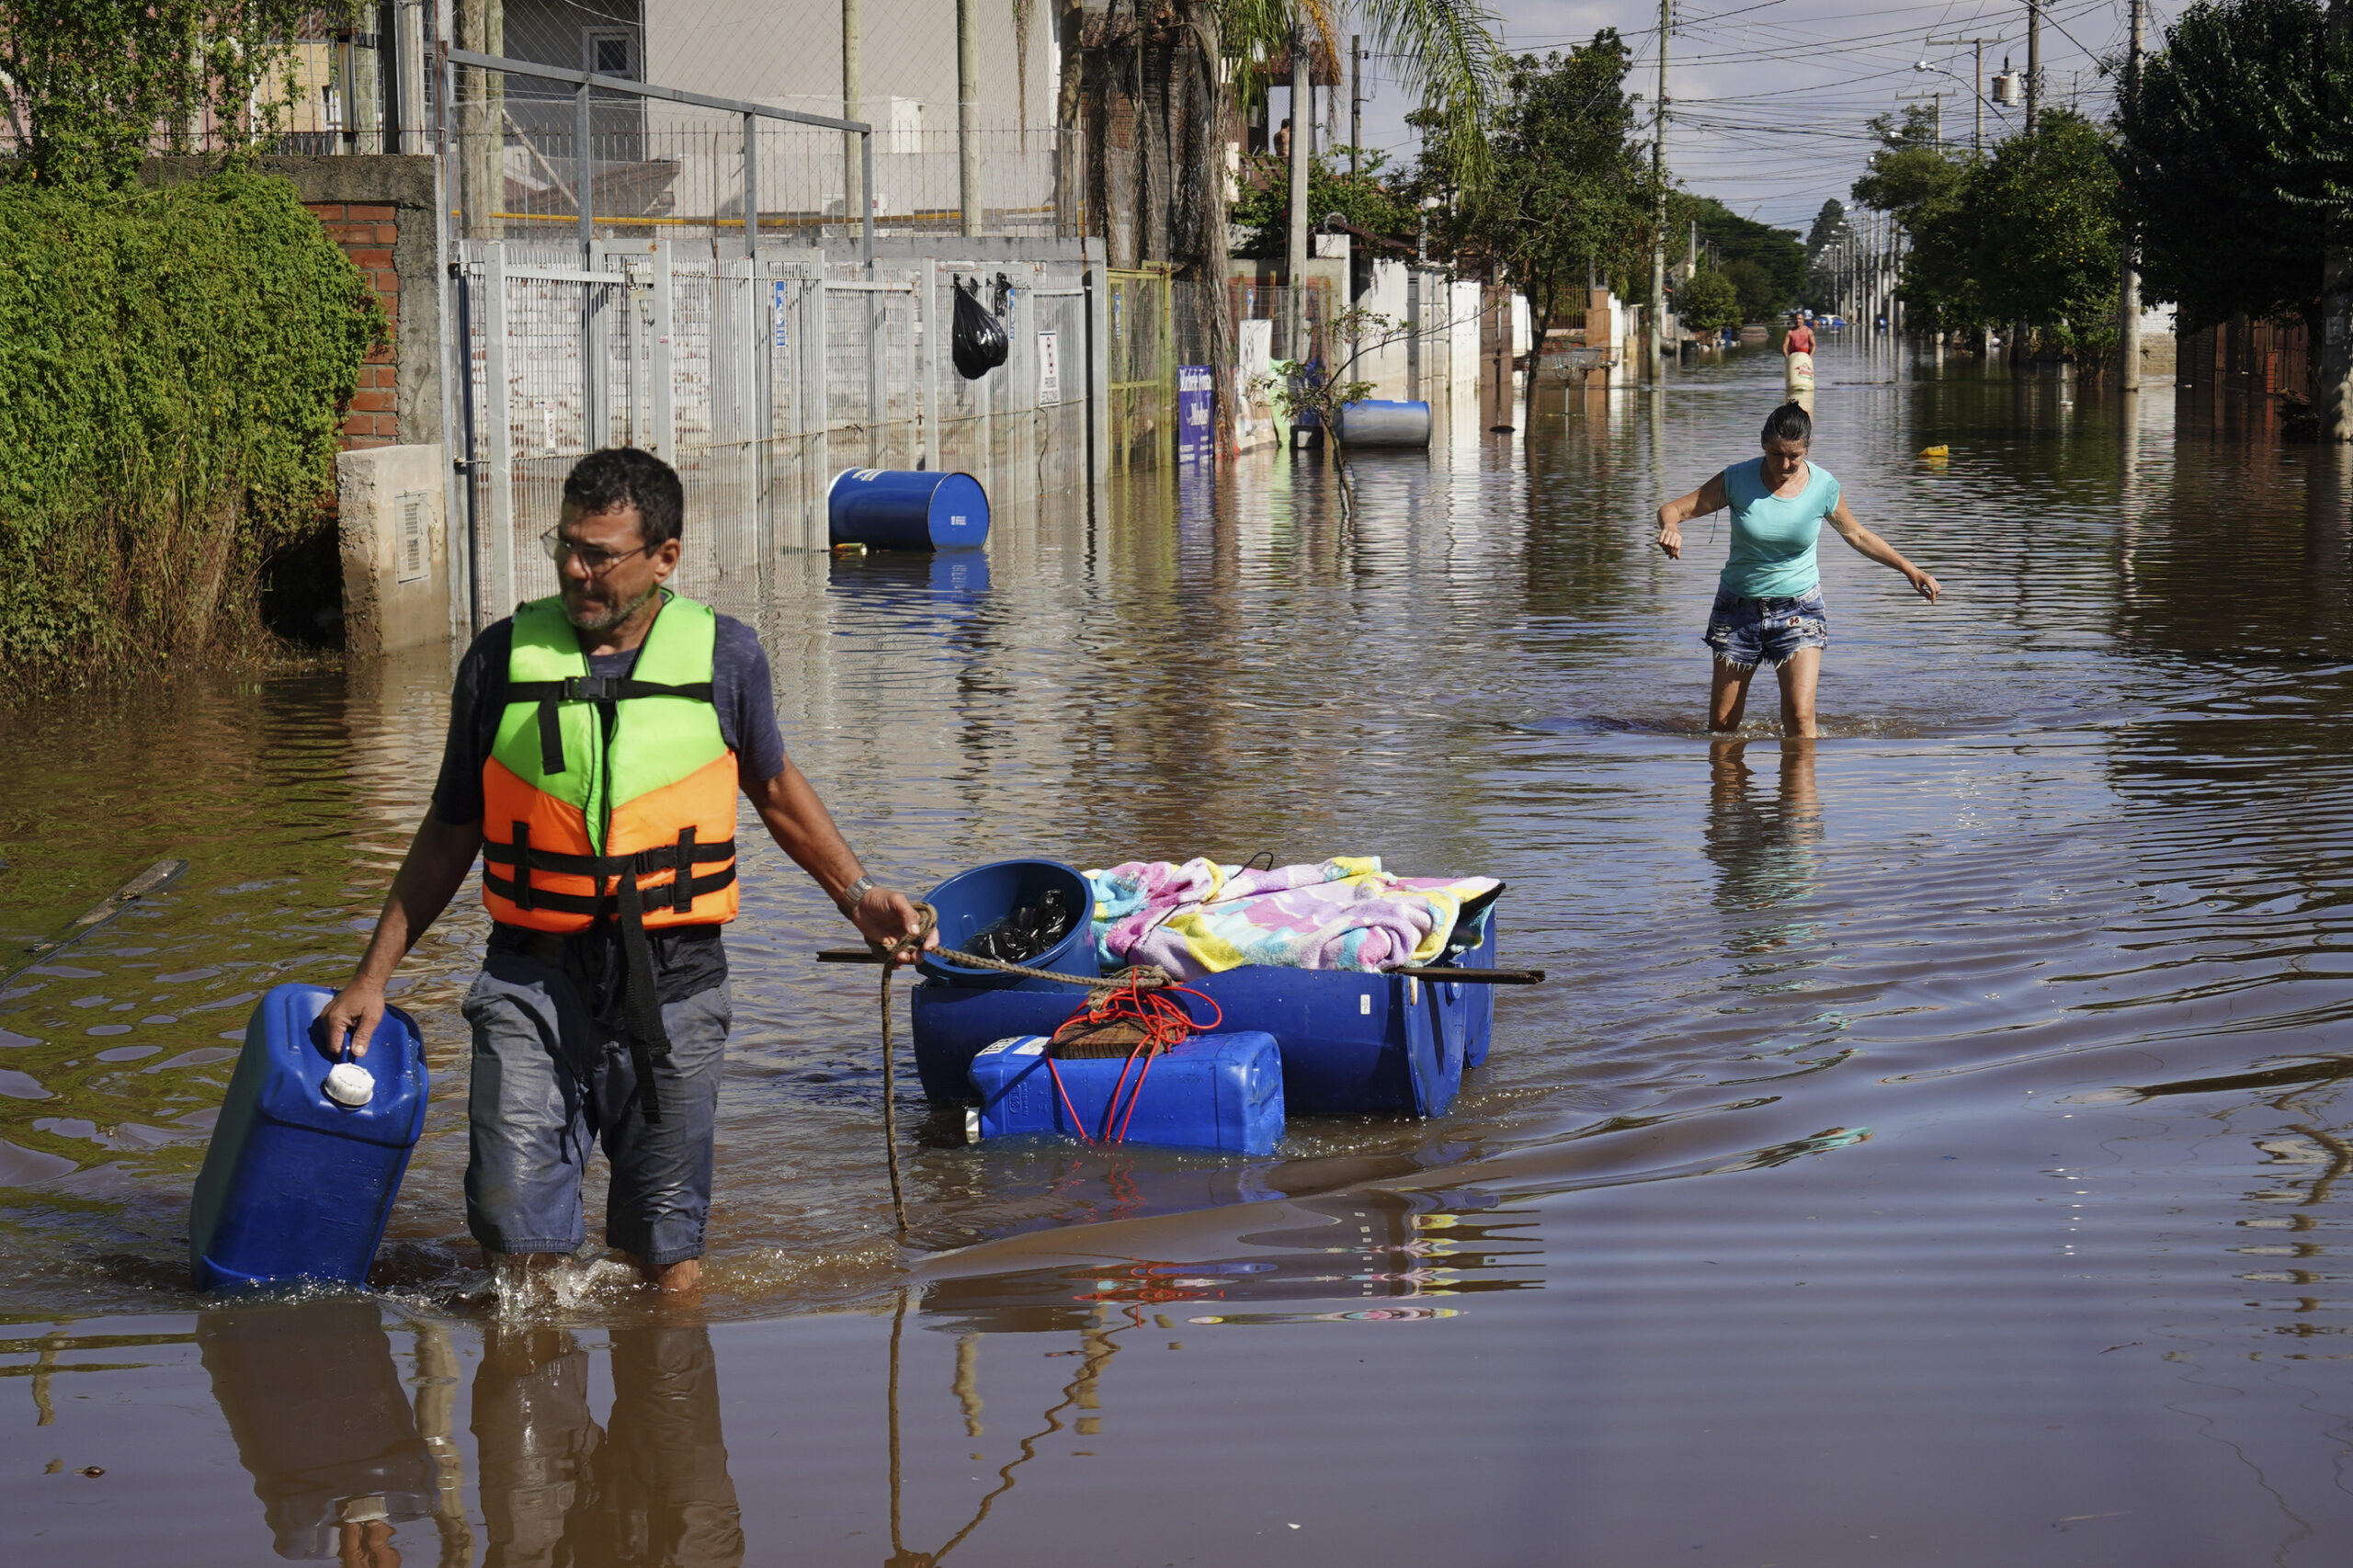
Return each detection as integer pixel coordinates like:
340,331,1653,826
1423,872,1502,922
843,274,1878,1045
836,875,878,915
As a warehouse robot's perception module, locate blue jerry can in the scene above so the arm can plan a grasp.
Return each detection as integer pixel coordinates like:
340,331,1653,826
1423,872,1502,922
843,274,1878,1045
188,983,428,1293
967,1030,1286,1155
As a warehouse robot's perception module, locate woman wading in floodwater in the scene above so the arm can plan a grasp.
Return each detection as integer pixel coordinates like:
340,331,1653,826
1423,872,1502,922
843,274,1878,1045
1656,403,1940,737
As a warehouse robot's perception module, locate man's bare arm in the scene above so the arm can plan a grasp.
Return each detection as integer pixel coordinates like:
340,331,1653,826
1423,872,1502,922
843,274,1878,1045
322,814,485,1057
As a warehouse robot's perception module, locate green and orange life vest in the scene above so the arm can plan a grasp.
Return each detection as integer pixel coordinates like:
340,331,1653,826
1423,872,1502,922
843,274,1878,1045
478,593,741,932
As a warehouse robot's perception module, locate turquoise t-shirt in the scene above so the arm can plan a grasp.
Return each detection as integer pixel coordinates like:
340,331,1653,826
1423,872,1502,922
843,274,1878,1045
1719,458,1840,598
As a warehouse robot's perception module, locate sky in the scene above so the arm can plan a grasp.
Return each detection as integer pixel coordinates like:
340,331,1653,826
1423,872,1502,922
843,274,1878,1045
1338,0,2165,235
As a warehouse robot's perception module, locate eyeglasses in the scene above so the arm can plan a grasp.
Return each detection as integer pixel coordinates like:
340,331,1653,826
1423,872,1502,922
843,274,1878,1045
540,528,651,575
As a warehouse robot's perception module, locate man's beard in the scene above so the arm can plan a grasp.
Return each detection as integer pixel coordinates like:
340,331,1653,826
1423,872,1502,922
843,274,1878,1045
563,578,660,632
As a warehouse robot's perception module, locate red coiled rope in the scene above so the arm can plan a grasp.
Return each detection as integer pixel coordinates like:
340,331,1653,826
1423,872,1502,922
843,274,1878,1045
1042,973,1223,1145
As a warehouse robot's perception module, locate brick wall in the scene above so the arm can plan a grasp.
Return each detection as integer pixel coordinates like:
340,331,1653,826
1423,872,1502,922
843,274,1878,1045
308,201,405,448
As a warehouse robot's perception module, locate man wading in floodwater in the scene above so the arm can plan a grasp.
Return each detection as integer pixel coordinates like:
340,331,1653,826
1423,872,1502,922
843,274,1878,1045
1655,403,1940,736
324,449,930,1296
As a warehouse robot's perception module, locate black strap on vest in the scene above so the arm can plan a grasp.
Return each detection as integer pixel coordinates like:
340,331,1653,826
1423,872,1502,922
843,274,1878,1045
506,676,718,776
483,826,734,1126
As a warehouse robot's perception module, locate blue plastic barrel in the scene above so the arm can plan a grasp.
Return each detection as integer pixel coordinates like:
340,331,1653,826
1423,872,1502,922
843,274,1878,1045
968,1030,1286,1154
1336,401,1433,448
919,858,1098,990
829,469,990,551
189,984,428,1292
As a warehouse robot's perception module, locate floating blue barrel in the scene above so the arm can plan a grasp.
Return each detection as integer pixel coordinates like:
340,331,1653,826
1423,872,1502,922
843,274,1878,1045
189,984,428,1293
829,469,989,551
917,858,1098,991
1336,400,1432,448
968,1030,1286,1154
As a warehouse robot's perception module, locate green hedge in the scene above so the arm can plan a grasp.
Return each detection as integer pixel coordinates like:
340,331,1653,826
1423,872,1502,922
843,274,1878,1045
0,168,384,681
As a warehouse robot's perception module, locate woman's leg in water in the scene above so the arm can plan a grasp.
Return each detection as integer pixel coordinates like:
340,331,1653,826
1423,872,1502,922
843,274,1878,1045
1710,660,1758,731
1776,646,1822,737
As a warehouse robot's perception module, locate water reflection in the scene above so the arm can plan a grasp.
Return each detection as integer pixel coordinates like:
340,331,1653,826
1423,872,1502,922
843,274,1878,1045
472,1323,744,1568
1702,738,1823,951
198,1300,445,1562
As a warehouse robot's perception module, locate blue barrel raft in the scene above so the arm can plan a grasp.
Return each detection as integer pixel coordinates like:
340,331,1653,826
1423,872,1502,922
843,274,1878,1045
1336,400,1433,448
189,983,429,1292
829,469,990,551
968,1030,1286,1155
910,914,1501,1118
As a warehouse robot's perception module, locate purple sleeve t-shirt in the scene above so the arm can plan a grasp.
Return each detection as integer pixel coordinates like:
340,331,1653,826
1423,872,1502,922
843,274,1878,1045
430,607,789,825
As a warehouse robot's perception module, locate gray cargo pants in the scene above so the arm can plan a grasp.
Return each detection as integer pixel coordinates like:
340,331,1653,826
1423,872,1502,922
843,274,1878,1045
460,945,732,1266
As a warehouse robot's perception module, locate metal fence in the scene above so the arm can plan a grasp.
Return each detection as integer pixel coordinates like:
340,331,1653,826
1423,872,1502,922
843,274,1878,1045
456,238,1098,629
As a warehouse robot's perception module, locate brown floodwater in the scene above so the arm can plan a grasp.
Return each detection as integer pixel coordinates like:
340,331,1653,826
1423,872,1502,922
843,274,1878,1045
7,338,2353,1564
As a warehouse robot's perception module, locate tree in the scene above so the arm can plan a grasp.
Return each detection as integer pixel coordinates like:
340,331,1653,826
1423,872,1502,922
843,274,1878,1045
1429,34,1651,419
0,0,348,188
1722,257,1777,322
2115,0,2353,427
1902,108,2123,354
1230,147,1418,258
1677,267,1739,335
1678,194,1805,312
1805,199,1847,258
1851,106,1967,231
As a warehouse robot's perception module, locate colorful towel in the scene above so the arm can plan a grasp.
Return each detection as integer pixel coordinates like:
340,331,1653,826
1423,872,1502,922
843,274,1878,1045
1084,856,1501,980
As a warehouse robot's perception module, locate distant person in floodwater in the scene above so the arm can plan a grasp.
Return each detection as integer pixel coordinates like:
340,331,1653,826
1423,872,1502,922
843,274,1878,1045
1654,403,1940,737
1783,316,1816,358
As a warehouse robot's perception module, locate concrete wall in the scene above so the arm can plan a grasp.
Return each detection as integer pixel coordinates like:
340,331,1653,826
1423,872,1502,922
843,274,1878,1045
338,444,451,657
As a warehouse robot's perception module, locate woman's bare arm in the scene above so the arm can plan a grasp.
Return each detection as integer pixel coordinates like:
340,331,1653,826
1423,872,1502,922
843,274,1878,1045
1826,497,1941,601
1655,472,1730,559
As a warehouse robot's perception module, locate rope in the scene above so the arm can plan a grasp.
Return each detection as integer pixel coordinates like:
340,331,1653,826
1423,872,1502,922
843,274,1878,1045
869,900,1182,1236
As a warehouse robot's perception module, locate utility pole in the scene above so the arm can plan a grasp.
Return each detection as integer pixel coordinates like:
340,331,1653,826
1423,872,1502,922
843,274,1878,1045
1287,28,1311,365
2119,0,2144,391
2025,0,2040,128
1897,88,1947,148
1350,35,1361,177
958,0,980,236
1930,34,2004,157
1650,0,1670,380
842,0,862,220
2322,0,2353,440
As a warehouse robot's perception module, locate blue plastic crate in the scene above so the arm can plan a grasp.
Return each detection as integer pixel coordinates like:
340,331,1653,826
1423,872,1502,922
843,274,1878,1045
188,984,428,1293
968,1030,1286,1155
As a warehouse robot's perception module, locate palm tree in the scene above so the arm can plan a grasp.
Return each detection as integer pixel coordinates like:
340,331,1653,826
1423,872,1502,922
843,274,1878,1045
1062,0,1499,444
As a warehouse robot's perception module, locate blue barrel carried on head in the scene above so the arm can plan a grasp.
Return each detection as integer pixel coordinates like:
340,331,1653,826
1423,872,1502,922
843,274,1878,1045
189,983,428,1292
1336,400,1433,448
829,469,990,551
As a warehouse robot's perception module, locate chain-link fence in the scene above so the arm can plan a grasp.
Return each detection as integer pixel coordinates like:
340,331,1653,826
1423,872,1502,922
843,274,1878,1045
457,239,1097,630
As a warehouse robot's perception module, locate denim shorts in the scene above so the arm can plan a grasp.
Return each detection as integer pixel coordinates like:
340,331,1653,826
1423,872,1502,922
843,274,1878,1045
461,949,732,1266
1705,586,1829,669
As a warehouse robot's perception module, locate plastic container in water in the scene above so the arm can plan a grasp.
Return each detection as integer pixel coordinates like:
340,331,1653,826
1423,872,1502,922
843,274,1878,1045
189,983,429,1292
828,469,990,551
967,1030,1286,1154
917,859,1098,991
911,914,1501,1116
1336,400,1433,448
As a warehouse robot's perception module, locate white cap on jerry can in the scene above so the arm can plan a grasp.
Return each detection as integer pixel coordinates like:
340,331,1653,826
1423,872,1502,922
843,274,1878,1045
324,1062,376,1108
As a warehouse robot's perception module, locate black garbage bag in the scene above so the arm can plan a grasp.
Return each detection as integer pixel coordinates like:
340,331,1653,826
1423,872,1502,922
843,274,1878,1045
951,276,1009,381
968,887,1075,965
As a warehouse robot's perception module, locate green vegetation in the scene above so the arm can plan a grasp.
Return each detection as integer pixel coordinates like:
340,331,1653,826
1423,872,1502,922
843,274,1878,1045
0,173,384,680
1231,149,1419,259
1424,34,1653,415
1678,195,1806,318
0,1,379,683
1851,108,2122,358
2115,0,2351,335
1676,267,1741,335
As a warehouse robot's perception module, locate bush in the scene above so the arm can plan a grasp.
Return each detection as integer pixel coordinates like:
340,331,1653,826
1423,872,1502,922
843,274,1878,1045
1677,268,1741,334
0,168,383,682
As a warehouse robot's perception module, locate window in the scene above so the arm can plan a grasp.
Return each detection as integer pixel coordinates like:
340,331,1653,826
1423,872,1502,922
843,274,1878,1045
585,29,635,79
